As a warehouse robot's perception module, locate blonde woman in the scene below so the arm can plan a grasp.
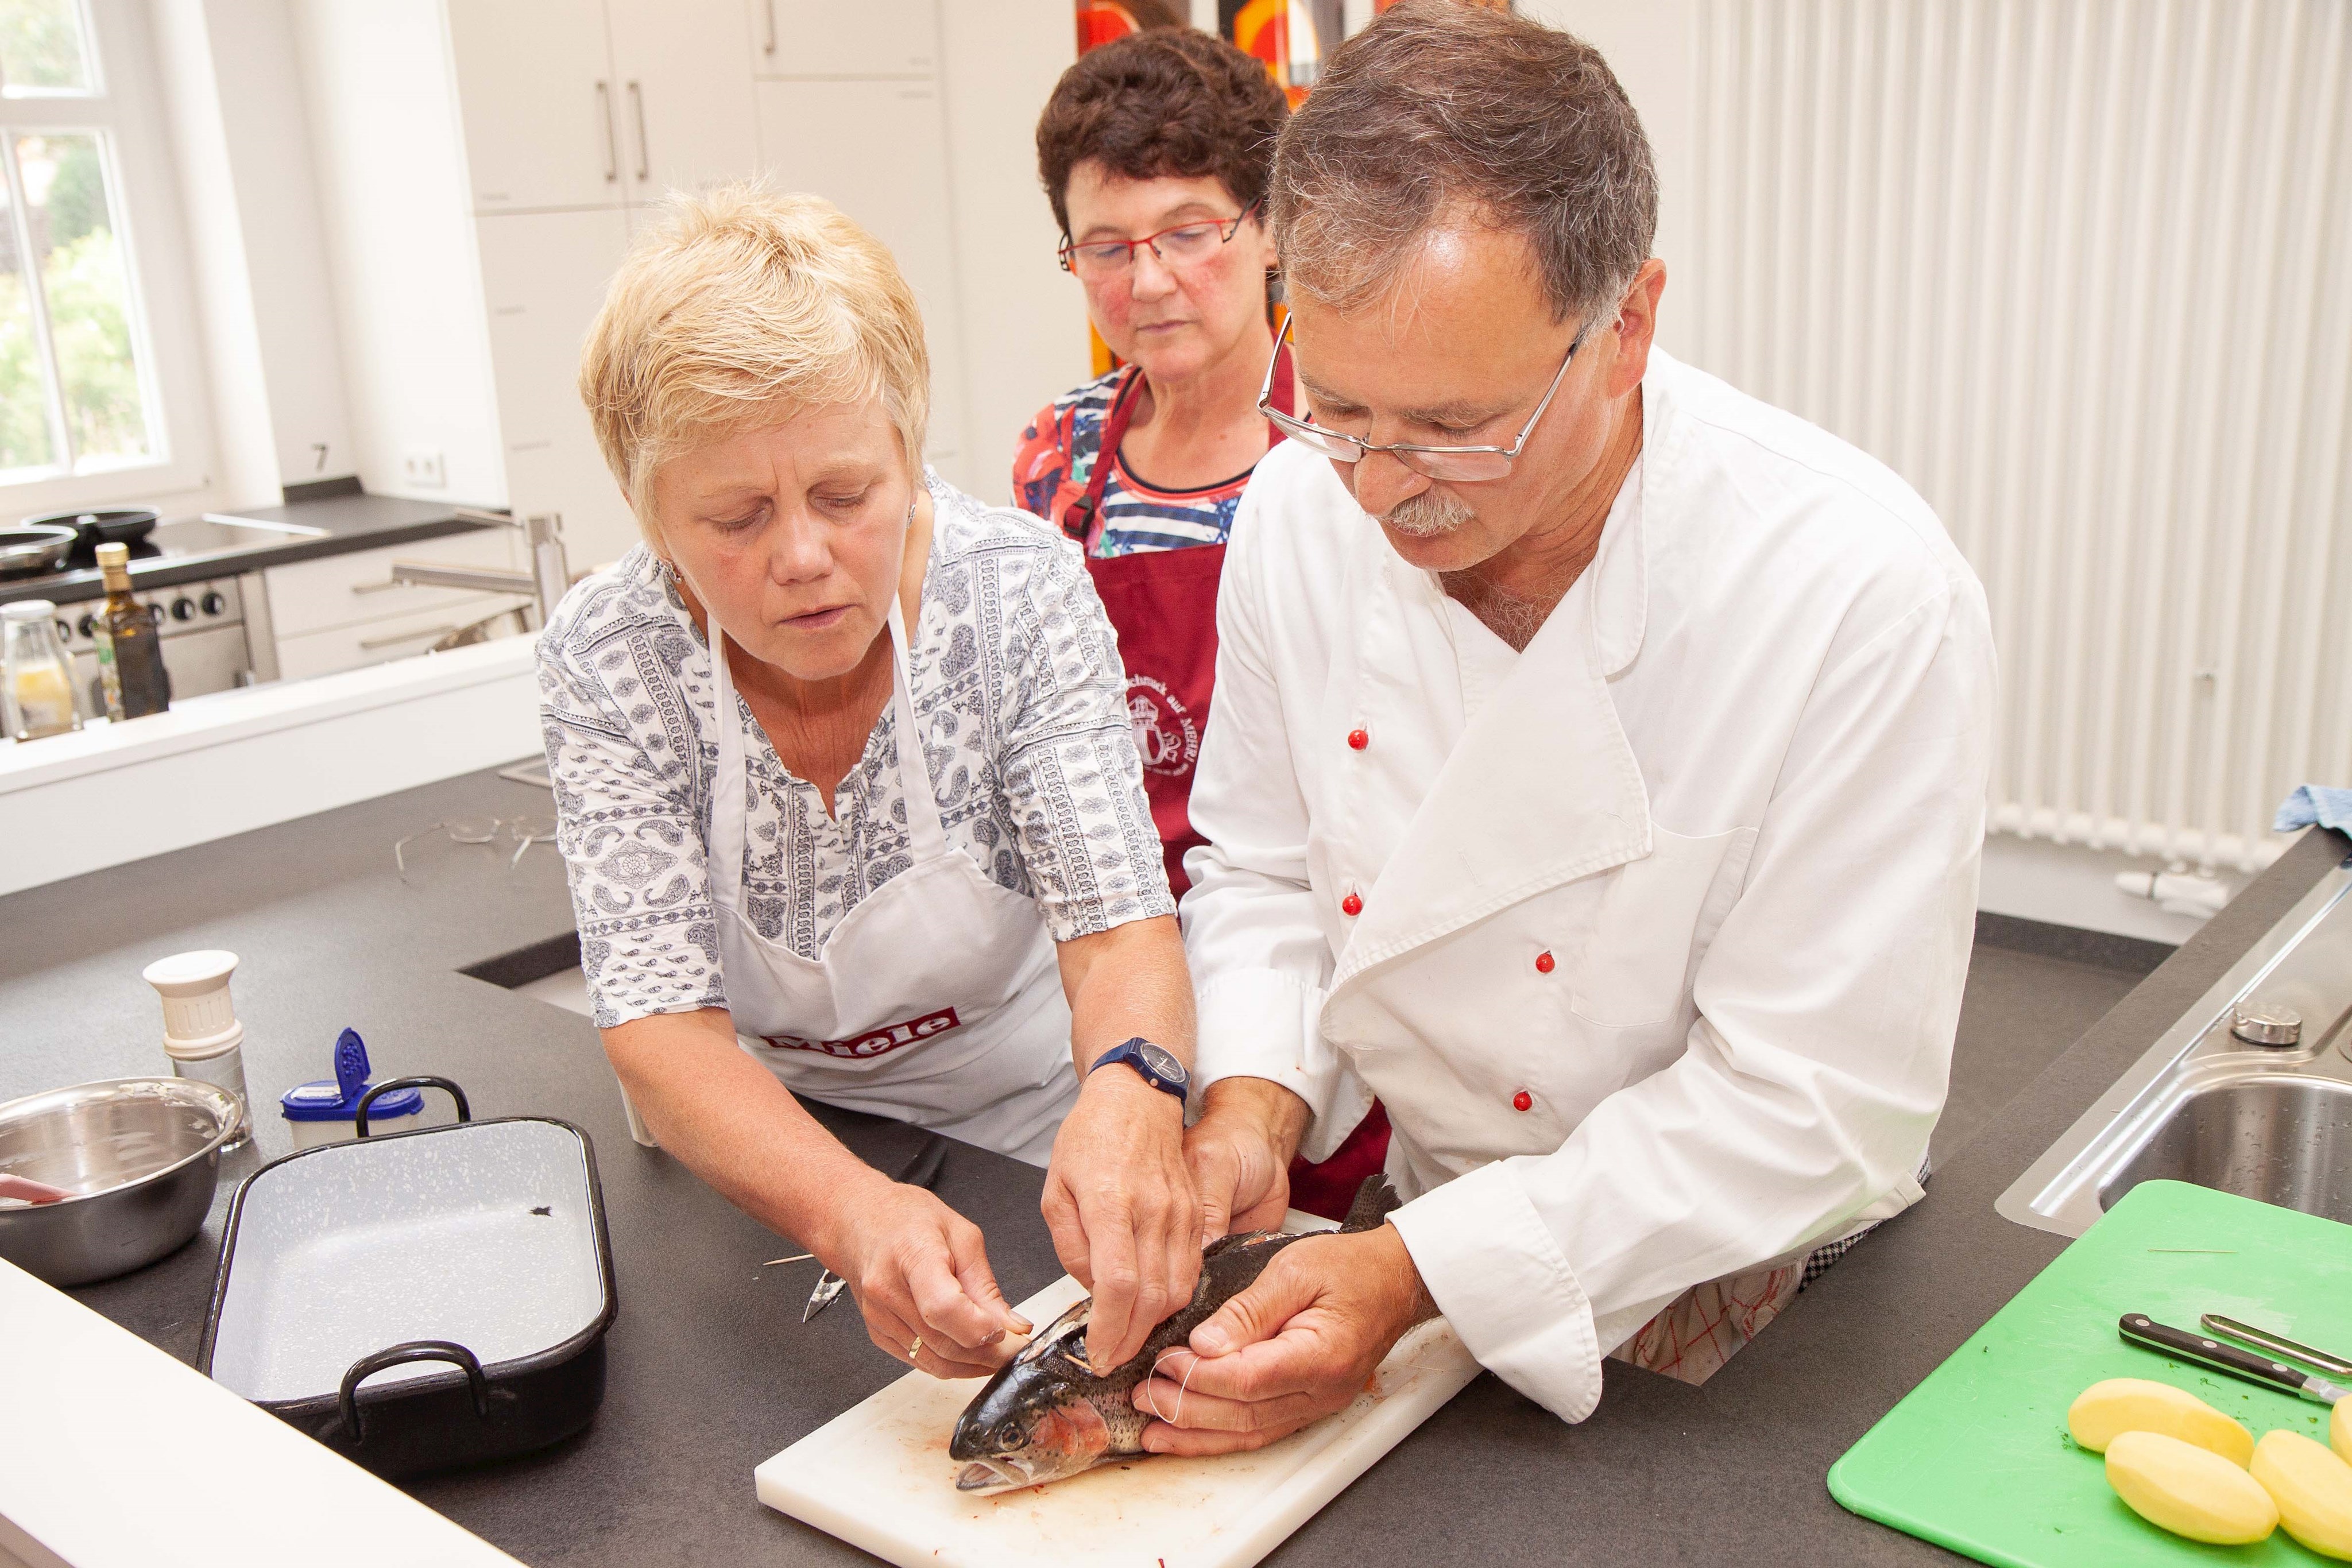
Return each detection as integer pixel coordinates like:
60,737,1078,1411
540,187,1200,1380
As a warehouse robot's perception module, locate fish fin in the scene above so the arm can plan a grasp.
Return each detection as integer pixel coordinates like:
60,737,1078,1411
1337,1174,1403,1234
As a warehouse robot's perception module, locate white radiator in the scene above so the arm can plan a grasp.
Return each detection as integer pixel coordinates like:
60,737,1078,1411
1677,0,2352,872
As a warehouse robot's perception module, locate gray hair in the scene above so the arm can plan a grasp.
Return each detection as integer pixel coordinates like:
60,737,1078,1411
1268,0,1658,332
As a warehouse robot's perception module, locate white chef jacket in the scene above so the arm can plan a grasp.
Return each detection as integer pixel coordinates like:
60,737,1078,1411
1180,348,1997,1423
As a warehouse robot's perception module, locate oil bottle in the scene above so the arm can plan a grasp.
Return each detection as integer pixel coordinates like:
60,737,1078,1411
92,540,169,721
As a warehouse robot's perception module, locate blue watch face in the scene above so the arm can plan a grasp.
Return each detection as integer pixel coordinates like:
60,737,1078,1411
1137,1040,1185,1085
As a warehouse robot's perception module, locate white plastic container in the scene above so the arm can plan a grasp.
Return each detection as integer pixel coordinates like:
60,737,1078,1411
142,950,250,1149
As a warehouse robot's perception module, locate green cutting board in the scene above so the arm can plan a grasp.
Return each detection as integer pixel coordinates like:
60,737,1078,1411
1829,1180,2352,1566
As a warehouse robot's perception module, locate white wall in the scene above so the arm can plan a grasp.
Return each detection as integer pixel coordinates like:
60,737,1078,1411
189,0,357,489
288,0,507,508
146,0,278,508
938,2,1088,503
146,0,357,501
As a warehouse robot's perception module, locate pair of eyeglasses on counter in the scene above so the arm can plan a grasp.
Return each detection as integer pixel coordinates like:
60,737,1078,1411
1256,313,1590,481
394,815,558,879
1057,198,1263,278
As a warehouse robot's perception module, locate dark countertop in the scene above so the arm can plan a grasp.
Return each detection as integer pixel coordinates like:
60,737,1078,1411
3,761,2344,1566
0,490,501,608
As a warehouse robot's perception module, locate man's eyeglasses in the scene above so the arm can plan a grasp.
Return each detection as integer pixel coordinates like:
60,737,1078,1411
1058,200,1263,280
1256,314,1587,482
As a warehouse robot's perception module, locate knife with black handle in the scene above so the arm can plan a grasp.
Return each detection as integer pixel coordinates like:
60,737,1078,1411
2120,1313,2352,1406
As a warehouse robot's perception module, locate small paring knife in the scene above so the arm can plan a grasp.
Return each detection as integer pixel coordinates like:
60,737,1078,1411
2119,1313,2352,1407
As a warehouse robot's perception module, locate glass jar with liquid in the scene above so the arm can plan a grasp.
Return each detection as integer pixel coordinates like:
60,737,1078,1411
3,599,83,741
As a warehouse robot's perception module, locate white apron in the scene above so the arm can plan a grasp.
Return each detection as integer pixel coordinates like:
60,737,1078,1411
705,602,1078,1166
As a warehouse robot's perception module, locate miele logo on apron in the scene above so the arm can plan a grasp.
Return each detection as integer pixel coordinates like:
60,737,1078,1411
760,1007,964,1060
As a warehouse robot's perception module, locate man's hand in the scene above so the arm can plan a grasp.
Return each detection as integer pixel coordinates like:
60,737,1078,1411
1184,1077,1311,1241
820,1172,1031,1380
1130,1222,1439,1453
1042,1066,1198,1372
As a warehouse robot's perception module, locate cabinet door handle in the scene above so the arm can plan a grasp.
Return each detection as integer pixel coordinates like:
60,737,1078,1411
350,578,405,597
628,81,649,181
763,0,776,55
597,80,618,183
358,624,459,652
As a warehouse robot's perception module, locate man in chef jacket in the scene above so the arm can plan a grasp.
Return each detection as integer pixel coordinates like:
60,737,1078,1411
1131,1,1997,1447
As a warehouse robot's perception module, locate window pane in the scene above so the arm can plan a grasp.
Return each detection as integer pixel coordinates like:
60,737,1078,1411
0,0,90,96
0,176,55,474
19,133,150,469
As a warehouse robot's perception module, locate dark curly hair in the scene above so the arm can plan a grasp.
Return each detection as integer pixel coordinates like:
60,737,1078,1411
1035,29,1291,240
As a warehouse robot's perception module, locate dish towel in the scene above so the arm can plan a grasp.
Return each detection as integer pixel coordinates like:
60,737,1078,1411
2275,785,2352,833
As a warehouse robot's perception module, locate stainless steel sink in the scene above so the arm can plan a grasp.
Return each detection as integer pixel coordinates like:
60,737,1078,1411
1997,857,2352,1236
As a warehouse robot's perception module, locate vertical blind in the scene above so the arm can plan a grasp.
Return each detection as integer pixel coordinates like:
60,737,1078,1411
1680,0,2352,870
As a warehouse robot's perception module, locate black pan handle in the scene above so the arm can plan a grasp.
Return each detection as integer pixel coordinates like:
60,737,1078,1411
337,1339,489,1443
355,1075,471,1137
2120,1313,2312,1396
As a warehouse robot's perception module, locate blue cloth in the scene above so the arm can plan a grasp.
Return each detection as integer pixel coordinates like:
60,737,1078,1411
2275,785,2352,833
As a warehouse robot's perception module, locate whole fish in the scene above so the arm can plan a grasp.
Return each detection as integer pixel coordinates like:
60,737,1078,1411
949,1175,1402,1493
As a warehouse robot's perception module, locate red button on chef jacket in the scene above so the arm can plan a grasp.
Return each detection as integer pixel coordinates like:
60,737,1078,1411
1340,892,1363,917
1512,1090,1533,1112
1535,950,1555,973
1347,728,1369,750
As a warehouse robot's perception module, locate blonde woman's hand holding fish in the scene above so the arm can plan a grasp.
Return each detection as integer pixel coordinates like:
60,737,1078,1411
1042,1062,1199,1373
1041,918,1205,1374
1131,1223,1439,1454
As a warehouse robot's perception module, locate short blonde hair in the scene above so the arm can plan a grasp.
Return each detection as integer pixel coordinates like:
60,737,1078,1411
579,184,931,534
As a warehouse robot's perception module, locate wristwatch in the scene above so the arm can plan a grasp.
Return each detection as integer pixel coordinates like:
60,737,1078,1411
1088,1037,1189,1106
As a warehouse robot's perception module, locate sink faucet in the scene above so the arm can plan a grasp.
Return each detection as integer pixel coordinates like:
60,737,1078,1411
389,510,570,628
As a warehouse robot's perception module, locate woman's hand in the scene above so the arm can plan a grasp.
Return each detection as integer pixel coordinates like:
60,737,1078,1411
819,1172,1032,1380
1042,1067,1198,1372
1185,1077,1311,1240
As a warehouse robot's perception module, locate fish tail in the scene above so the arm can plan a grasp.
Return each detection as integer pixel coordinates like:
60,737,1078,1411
1336,1174,1403,1234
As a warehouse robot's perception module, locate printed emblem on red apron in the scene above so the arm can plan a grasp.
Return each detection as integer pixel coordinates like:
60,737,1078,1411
761,1006,962,1060
1126,673,1201,779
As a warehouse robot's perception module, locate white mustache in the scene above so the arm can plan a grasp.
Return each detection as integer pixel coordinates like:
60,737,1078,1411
1379,489,1476,537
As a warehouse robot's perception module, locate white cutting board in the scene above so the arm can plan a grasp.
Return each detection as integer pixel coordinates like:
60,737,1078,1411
755,1218,1480,1568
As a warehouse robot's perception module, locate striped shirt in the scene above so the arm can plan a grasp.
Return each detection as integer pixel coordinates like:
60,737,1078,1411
1012,368,1276,557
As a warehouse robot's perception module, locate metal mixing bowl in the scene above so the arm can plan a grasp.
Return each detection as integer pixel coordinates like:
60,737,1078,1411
0,1078,241,1287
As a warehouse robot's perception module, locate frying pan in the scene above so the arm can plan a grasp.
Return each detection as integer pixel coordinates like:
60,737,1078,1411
24,507,158,551
0,525,75,579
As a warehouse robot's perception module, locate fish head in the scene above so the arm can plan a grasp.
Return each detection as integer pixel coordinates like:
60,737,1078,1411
949,1299,1117,1492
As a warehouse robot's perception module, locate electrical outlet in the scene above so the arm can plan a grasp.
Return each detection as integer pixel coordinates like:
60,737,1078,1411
401,449,446,489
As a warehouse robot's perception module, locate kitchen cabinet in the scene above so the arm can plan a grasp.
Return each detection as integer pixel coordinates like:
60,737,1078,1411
607,0,761,204
448,0,757,216
305,0,1066,522
475,209,638,568
756,76,966,460
445,1,622,213
264,529,524,680
752,0,938,76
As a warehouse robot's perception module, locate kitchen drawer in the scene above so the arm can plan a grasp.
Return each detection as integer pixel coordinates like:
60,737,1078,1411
273,599,535,682
264,530,519,640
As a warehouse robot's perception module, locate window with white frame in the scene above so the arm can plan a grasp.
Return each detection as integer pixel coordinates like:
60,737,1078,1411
0,0,164,489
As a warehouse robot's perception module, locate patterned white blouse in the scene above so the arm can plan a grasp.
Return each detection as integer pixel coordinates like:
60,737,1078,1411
537,473,1174,1029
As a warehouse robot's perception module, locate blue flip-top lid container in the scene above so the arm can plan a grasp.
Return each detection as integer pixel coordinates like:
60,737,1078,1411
279,1028,421,1123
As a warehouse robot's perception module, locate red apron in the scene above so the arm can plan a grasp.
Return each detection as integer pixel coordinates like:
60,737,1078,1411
1058,355,1391,1222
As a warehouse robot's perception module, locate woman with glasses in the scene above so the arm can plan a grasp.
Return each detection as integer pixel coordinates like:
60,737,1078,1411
1019,29,1387,1224
1018,29,1291,900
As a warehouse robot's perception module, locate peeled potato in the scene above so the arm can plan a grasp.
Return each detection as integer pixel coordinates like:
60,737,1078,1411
2068,1377,2254,1465
2334,1399,2351,1465
2251,1428,2352,1560
2106,1430,2278,1544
